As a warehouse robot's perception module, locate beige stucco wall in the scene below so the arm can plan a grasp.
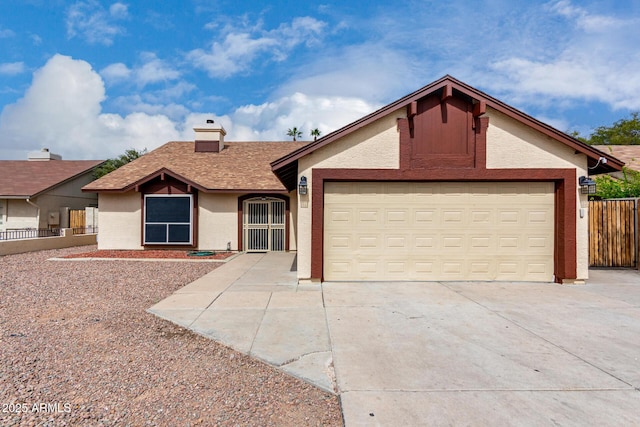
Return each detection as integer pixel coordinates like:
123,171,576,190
0,229,96,256
296,110,405,280
97,192,142,250
486,108,589,280
98,192,296,252
288,190,297,251
198,193,239,250
2,199,39,231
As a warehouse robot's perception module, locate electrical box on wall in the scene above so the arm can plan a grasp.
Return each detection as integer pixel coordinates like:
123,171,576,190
48,211,60,226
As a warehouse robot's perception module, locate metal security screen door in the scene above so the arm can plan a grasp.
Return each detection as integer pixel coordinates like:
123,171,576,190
244,198,286,251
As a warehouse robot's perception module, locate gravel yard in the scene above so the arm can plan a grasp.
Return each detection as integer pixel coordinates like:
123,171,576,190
0,246,342,426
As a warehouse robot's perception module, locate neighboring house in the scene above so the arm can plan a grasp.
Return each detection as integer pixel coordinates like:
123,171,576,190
0,149,103,231
83,76,623,284
591,145,640,177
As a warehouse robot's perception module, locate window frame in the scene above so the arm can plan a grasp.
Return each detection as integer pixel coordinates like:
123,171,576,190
143,194,193,245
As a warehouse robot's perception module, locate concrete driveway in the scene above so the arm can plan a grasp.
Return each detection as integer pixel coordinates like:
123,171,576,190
150,254,640,425
326,269,640,426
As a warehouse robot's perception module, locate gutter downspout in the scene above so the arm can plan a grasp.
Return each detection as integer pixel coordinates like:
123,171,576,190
25,198,41,229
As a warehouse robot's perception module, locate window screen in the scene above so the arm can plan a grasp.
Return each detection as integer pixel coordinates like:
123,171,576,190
144,195,192,244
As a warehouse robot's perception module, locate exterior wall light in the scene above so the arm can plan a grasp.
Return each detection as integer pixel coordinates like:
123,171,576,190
579,176,597,194
298,176,308,195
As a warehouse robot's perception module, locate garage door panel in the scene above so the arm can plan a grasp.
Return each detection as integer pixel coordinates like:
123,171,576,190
385,208,410,225
385,234,410,251
527,209,552,224
470,209,494,224
414,209,436,224
468,260,494,277
358,235,380,250
441,209,465,226
413,235,437,251
357,208,381,225
326,206,354,226
324,182,555,282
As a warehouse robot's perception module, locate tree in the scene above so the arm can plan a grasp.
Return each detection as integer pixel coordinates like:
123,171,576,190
310,128,321,141
93,148,147,179
593,167,640,199
582,112,640,145
286,127,302,141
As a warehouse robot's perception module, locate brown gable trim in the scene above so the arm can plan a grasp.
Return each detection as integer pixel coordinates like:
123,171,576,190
310,167,577,284
272,75,623,178
119,168,209,193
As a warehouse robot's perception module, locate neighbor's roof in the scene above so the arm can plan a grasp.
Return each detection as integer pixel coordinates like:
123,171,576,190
592,145,640,172
0,160,103,198
83,141,307,193
272,75,624,189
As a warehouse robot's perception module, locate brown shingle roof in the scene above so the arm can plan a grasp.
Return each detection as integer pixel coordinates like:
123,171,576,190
0,160,103,197
83,141,307,192
592,145,637,172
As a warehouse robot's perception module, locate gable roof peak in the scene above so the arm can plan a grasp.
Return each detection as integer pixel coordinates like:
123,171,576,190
271,75,624,177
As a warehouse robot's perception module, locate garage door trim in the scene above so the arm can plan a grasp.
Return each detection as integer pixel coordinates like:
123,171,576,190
310,168,577,283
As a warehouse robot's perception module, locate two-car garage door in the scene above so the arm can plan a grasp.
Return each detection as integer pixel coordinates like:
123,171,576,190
323,182,555,282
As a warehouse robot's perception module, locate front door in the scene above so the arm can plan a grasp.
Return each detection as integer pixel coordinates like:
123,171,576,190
244,198,285,252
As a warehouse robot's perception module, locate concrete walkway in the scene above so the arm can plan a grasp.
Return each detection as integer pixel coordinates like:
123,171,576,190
148,252,336,392
150,254,640,426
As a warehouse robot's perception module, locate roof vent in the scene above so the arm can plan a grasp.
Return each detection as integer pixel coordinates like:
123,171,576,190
194,120,226,153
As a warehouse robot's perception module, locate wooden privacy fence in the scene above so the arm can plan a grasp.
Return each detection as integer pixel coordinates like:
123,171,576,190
589,199,637,267
70,209,85,231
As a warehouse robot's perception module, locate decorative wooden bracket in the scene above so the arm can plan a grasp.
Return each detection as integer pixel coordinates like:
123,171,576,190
441,84,453,101
440,84,453,123
473,100,486,117
407,101,417,138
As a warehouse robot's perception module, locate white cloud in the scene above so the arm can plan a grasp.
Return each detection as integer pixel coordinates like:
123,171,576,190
229,92,378,141
0,27,15,38
100,62,131,83
0,62,25,75
0,55,178,160
66,0,128,45
135,52,181,86
143,81,196,104
277,43,420,104
0,54,379,161
109,2,128,19
110,95,191,120
186,16,327,78
484,0,640,111
546,0,621,31
100,53,181,88
30,34,42,45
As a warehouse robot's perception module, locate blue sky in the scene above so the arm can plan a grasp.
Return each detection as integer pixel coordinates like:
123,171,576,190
1,0,639,160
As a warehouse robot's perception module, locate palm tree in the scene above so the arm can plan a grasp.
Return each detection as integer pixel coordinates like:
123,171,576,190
287,127,302,141
310,128,321,141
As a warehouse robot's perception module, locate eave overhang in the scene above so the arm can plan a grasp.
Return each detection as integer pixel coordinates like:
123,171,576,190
83,167,290,194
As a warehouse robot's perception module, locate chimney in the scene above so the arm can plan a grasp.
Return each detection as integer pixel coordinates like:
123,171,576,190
194,119,226,153
28,148,62,161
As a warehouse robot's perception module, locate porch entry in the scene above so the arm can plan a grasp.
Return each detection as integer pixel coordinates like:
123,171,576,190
243,198,286,252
